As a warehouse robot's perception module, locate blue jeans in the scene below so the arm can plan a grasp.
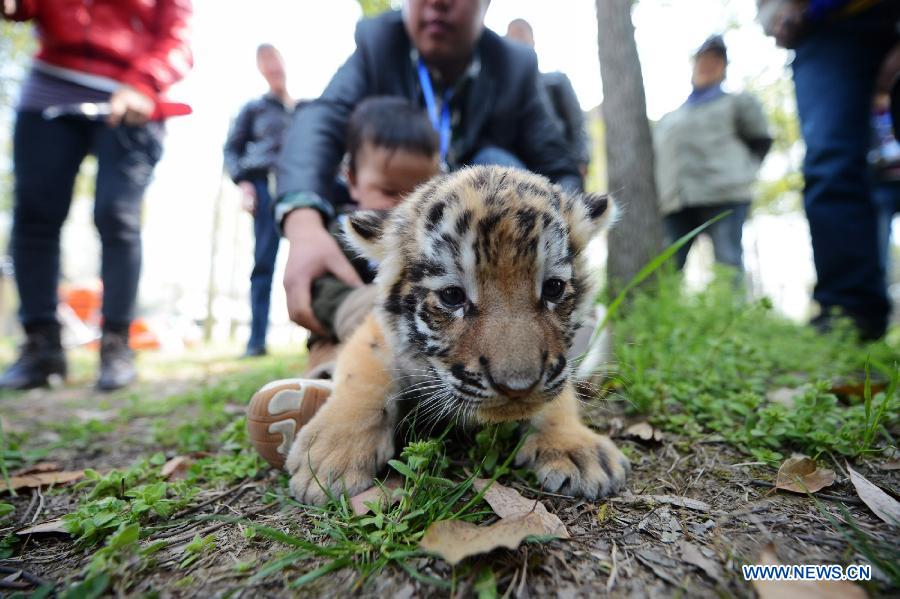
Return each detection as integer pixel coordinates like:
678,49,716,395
469,145,582,193
792,4,897,332
11,111,163,332
247,177,279,351
470,146,526,170
663,203,749,271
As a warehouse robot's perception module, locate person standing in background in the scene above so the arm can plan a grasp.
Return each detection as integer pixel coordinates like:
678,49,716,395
759,0,899,340
223,45,295,357
0,0,193,391
505,18,592,176
653,35,771,274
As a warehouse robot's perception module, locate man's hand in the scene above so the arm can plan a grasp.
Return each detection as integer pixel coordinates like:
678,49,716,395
3,0,18,17
238,181,257,215
283,208,364,335
108,85,155,127
762,0,808,49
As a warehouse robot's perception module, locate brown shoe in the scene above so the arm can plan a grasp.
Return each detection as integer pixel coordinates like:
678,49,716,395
246,378,333,469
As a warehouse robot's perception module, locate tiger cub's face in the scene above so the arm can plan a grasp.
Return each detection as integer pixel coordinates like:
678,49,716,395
344,166,614,423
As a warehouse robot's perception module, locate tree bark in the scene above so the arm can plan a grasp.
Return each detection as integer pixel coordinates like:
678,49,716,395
595,0,663,296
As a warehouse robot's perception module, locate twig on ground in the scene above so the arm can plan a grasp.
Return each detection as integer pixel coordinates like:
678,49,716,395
748,480,864,505
31,487,44,525
606,541,619,593
172,481,248,519
157,503,275,547
0,565,50,589
16,491,38,527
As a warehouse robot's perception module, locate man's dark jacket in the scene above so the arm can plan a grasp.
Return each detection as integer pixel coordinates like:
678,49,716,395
275,10,581,223
542,71,591,167
223,94,293,184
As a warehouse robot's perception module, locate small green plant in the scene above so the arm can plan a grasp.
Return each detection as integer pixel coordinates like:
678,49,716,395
0,416,15,496
62,463,196,546
180,533,217,569
468,422,520,477
60,523,168,598
859,362,897,455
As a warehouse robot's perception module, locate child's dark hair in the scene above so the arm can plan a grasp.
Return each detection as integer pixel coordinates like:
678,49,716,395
347,96,438,173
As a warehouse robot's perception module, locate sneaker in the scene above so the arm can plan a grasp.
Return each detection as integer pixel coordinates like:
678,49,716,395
97,331,136,391
0,327,66,390
247,378,333,469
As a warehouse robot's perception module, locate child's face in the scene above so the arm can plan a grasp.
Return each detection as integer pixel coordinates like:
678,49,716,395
348,142,440,211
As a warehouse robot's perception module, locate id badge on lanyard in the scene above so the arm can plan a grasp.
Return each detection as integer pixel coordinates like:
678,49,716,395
417,59,452,172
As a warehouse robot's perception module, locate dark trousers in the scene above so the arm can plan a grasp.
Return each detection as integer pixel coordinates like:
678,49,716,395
247,177,280,351
792,4,897,332
663,203,749,270
11,111,163,332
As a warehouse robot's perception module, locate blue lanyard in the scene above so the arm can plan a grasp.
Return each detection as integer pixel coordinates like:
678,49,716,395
417,58,452,166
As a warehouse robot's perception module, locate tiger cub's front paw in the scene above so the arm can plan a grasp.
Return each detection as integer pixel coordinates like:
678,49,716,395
286,414,394,506
516,424,629,500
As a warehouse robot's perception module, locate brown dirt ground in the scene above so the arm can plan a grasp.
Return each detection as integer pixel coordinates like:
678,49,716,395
1,355,898,598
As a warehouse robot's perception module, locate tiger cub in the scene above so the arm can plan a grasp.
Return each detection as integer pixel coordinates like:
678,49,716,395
286,166,629,505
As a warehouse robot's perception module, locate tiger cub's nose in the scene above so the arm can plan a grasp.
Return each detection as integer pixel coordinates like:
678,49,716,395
492,380,539,400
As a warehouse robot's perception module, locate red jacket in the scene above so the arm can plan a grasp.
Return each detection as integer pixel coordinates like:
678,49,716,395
4,0,193,99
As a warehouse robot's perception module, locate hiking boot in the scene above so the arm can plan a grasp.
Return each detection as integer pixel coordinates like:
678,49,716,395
247,379,333,469
97,331,136,391
0,326,66,390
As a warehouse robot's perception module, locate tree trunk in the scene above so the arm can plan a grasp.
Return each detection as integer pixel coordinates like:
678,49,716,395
595,0,663,296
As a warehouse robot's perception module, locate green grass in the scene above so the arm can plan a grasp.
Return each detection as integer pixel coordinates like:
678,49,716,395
609,271,898,463
814,499,900,587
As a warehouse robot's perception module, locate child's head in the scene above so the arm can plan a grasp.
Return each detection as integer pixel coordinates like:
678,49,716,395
346,97,440,210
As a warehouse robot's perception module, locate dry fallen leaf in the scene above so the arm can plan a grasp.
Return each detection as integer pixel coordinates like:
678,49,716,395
847,465,900,526
774,456,835,494
11,462,60,477
830,379,886,400
349,476,403,516
3,470,85,493
679,540,722,582
472,478,569,537
751,543,866,599
623,421,663,443
161,456,193,480
16,518,69,536
419,512,549,565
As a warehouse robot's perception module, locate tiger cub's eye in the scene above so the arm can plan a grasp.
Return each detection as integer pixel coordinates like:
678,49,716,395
542,278,566,302
438,286,466,308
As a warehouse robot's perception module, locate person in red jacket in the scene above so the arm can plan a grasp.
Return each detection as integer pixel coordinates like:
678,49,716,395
0,0,193,391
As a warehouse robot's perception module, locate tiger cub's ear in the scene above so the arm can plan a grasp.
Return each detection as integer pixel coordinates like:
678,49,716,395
342,210,391,262
563,192,617,248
